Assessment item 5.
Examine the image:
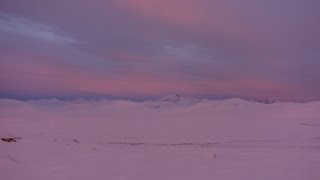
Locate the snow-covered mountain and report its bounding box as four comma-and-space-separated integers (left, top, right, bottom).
252, 99, 279, 104
144, 94, 201, 108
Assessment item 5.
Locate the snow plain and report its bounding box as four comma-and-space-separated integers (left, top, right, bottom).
1, 97, 320, 180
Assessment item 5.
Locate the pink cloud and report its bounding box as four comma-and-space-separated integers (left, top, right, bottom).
0, 52, 294, 100
112, 1, 249, 39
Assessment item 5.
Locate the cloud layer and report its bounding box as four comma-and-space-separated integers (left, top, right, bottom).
1, 1, 320, 101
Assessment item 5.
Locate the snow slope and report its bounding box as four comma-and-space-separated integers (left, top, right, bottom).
1, 98, 320, 180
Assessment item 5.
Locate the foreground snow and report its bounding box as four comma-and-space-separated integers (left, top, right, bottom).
1, 98, 320, 180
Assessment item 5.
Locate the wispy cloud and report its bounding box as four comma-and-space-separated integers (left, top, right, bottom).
1, 1, 320, 101
0, 13, 77, 44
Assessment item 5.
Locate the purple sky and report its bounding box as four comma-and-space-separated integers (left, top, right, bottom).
1, 0, 320, 101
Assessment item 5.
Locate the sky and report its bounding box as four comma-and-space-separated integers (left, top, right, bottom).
0, 0, 320, 101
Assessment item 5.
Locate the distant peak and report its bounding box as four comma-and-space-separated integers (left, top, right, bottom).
254, 99, 278, 104
165, 93, 181, 98
160, 94, 183, 102
144, 94, 200, 108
